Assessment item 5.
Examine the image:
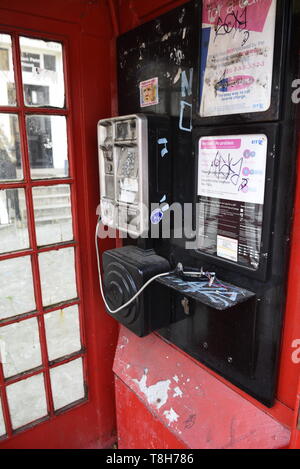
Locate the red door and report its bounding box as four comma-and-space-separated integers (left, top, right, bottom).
0, 3, 117, 449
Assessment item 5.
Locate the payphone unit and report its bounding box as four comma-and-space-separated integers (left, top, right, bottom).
97, 0, 299, 406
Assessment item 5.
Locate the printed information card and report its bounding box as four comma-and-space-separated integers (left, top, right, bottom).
197, 134, 268, 269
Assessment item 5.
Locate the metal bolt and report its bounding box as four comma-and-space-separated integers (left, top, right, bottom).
227, 357, 233, 364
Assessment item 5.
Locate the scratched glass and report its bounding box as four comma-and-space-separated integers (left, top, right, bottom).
6, 374, 48, 429
26, 115, 68, 180
0, 256, 36, 321
39, 247, 77, 307
32, 184, 73, 246
0, 113, 23, 182
44, 305, 81, 361
0, 188, 30, 254
50, 358, 85, 410
20, 37, 65, 108
0, 317, 42, 378
0, 34, 16, 106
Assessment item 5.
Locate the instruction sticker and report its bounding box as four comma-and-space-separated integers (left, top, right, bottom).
196, 134, 268, 269
198, 134, 268, 205
140, 77, 159, 107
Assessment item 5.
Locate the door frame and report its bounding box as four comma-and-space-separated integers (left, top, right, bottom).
0, 6, 118, 449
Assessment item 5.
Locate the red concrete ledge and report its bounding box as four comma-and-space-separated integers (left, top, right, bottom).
113, 326, 291, 450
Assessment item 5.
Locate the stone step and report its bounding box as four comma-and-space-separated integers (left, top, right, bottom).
19, 193, 70, 200
32, 185, 70, 196
34, 204, 71, 211
35, 215, 72, 225
32, 196, 71, 208
31, 206, 71, 220
20, 204, 72, 221
19, 197, 71, 211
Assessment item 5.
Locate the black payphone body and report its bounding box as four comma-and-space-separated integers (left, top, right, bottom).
99, 0, 299, 407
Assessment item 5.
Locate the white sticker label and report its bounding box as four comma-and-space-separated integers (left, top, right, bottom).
217, 235, 238, 262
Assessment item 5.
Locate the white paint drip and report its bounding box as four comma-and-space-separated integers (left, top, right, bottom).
182, 27, 187, 39
179, 9, 186, 24
173, 375, 179, 383
133, 372, 171, 409
161, 32, 171, 42
173, 68, 182, 84
164, 408, 179, 425
175, 49, 184, 65
173, 386, 183, 398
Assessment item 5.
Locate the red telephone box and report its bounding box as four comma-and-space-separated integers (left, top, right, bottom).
0, 0, 299, 450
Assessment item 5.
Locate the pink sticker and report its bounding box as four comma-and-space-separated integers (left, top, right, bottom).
201, 138, 242, 150
202, 0, 273, 33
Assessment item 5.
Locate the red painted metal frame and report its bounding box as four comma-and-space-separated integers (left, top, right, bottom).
0, 0, 296, 449
0, 2, 118, 449
115, 377, 187, 450
114, 327, 292, 449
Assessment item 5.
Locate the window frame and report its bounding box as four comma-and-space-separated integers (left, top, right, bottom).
0, 28, 88, 439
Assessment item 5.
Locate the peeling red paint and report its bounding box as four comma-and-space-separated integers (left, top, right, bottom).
114, 327, 291, 449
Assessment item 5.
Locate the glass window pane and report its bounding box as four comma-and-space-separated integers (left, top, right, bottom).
0, 114, 23, 181
50, 358, 85, 410
33, 184, 73, 246
26, 115, 68, 180
6, 374, 48, 429
0, 256, 36, 321
0, 318, 42, 378
0, 34, 16, 106
0, 397, 6, 437
39, 247, 77, 307
45, 305, 81, 361
20, 37, 65, 108
0, 188, 30, 254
